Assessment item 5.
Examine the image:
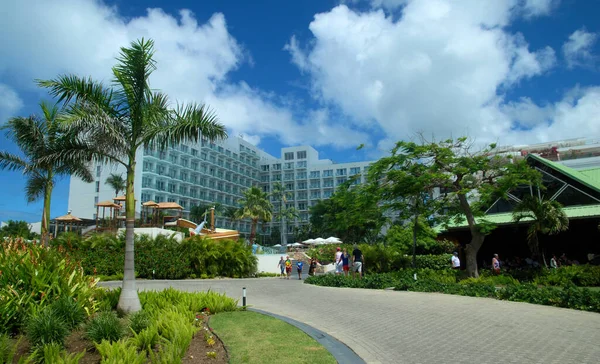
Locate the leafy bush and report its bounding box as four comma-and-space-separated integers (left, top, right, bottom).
96, 288, 121, 312
86, 311, 126, 344
35, 343, 85, 364
0, 238, 99, 334
50, 296, 86, 330
0, 334, 21, 363
181, 237, 257, 278
131, 325, 160, 353
534, 265, 600, 287
128, 310, 151, 334
414, 254, 452, 270
140, 287, 238, 315
26, 307, 70, 348
95, 339, 147, 364
385, 219, 455, 255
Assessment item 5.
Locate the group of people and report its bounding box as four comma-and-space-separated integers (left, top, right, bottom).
334, 246, 363, 279
451, 251, 501, 274
277, 255, 318, 280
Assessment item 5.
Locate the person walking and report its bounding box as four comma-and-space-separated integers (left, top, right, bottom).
550, 254, 559, 269
277, 256, 285, 278
308, 258, 317, 276
341, 248, 350, 277
297, 260, 304, 280
451, 252, 460, 270
285, 255, 292, 280
352, 245, 363, 279
334, 247, 343, 275
492, 254, 501, 275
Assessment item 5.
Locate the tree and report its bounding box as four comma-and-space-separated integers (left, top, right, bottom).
373, 137, 540, 277
105, 173, 126, 197
512, 195, 569, 267
309, 178, 385, 243
0, 102, 93, 243
270, 182, 298, 246
238, 186, 273, 243
385, 217, 440, 254
0, 220, 33, 239
368, 140, 449, 268
39, 39, 227, 313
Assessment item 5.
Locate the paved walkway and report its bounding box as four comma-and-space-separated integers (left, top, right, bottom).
101, 278, 600, 364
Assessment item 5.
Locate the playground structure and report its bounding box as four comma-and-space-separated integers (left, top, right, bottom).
163, 206, 240, 241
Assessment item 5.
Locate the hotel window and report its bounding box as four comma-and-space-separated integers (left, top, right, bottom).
323, 170, 333, 177
284, 152, 294, 160
298, 202, 307, 210
297, 151, 307, 159
296, 161, 307, 168
94, 196, 99, 204
96, 165, 101, 177
310, 181, 320, 188
350, 167, 361, 175
286, 183, 294, 190
296, 172, 307, 179
309, 171, 320, 178
297, 182, 307, 189
95, 181, 100, 193
336, 168, 347, 176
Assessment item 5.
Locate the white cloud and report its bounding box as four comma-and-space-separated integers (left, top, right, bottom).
521, 0, 560, 17
286, 2, 600, 148
563, 28, 597, 69
0, 84, 24, 123
0, 0, 366, 149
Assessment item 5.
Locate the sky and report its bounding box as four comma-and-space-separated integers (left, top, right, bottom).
1, 0, 600, 223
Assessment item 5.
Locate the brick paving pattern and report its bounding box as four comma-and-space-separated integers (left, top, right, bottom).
101, 278, 600, 364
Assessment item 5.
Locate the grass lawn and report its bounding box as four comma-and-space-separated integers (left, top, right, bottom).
210, 311, 337, 364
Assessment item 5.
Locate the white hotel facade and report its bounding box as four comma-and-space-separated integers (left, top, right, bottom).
68, 136, 374, 236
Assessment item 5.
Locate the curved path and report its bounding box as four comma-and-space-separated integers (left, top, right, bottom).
101, 278, 600, 364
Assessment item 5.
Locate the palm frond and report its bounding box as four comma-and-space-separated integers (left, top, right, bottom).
2, 116, 46, 157
25, 173, 49, 203
145, 103, 227, 150
37, 75, 117, 116
0, 151, 33, 173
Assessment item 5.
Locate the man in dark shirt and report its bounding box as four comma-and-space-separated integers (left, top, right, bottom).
352, 245, 363, 279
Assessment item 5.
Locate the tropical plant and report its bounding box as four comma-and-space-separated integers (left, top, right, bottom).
238, 186, 273, 243
512, 195, 569, 267
105, 173, 126, 197
0, 220, 33, 239
86, 311, 126, 343
270, 182, 295, 246
38, 38, 227, 313
0, 102, 93, 243
26, 307, 70, 348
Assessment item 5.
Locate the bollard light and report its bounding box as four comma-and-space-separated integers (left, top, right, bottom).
413, 273, 417, 281
242, 287, 247, 307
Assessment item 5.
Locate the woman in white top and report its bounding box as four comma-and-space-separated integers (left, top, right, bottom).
334, 247, 343, 275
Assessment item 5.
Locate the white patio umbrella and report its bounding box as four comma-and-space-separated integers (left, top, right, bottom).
273, 244, 282, 247
291, 242, 304, 247
325, 236, 342, 244
302, 238, 316, 245
313, 237, 326, 245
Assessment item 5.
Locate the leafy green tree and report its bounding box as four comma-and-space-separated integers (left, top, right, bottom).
0, 220, 33, 239
309, 178, 385, 243
0, 102, 93, 243
105, 173, 126, 197
368, 140, 449, 268
238, 186, 273, 243
380, 137, 540, 277
270, 182, 298, 246
385, 217, 438, 254
512, 195, 569, 267
38, 39, 227, 313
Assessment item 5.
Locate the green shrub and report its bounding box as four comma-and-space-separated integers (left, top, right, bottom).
0, 239, 99, 334
131, 325, 160, 353
49, 296, 86, 330
34, 343, 85, 364
0, 334, 22, 364
128, 310, 151, 334
96, 288, 121, 312
26, 307, 70, 348
414, 254, 452, 270
95, 339, 147, 364
139, 288, 238, 315
86, 311, 126, 344
534, 265, 600, 287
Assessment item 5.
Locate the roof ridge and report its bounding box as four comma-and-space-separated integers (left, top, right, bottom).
526, 154, 600, 193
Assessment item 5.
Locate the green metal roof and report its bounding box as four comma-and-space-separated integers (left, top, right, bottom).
579, 167, 600, 183
526, 154, 600, 193
438, 204, 600, 232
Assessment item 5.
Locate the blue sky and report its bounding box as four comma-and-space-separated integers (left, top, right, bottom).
1, 0, 600, 222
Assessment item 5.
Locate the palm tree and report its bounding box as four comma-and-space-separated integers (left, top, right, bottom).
38, 39, 227, 313
105, 173, 126, 197
0, 102, 93, 243
238, 186, 273, 243
223, 206, 241, 229
512, 195, 569, 267
271, 182, 297, 246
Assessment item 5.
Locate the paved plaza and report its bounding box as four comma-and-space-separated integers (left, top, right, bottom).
101, 278, 600, 364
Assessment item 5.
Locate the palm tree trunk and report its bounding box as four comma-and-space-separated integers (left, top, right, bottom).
41, 177, 52, 246
250, 218, 257, 243
117, 163, 141, 313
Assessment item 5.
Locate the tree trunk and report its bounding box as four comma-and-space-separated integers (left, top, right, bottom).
117, 164, 141, 313
458, 194, 486, 278
412, 212, 418, 269
41, 178, 52, 246
250, 219, 257, 243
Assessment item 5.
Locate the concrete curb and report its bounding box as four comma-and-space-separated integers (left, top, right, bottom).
249, 308, 366, 364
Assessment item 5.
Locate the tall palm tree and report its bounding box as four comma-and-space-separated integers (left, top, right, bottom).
105, 173, 126, 197
512, 195, 569, 267
271, 182, 297, 245
38, 39, 227, 313
0, 102, 93, 243
238, 186, 273, 243
223, 206, 241, 229
107, 174, 127, 224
